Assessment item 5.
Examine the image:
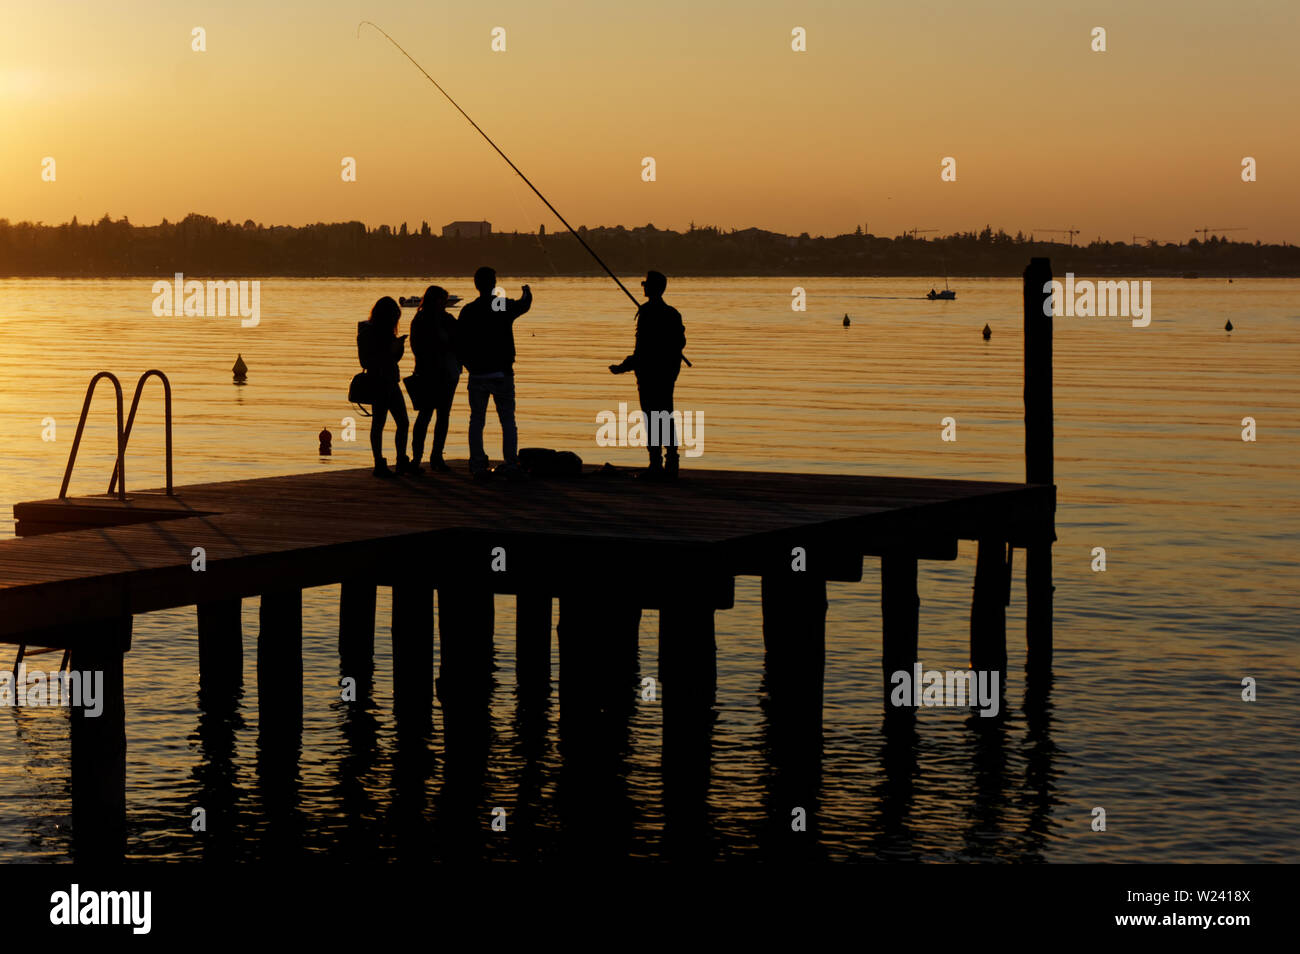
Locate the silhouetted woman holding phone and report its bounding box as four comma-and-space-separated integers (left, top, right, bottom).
407, 285, 462, 473
357, 296, 414, 477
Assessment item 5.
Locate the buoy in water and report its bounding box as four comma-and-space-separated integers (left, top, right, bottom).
1225, 320, 1233, 332
982, 323, 992, 341
319, 426, 332, 456
232, 354, 248, 384
842, 314, 851, 327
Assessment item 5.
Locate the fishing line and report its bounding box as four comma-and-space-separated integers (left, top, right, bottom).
358, 21, 636, 309
506, 177, 561, 277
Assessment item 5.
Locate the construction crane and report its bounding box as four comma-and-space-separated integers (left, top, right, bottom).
1194, 226, 1246, 243
1131, 234, 1153, 247
1033, 227, 1080, 246
903, 227, 937, 240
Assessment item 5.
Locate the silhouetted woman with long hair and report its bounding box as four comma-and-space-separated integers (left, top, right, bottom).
357, 296, 414, 477
408, 285, 462, 472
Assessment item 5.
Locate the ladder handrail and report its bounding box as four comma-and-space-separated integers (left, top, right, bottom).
108, 369, 173, 496
59, 371, 126, 501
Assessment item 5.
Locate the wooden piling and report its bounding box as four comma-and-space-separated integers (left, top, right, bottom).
391, 580, 434, 720
339, 579, 376, 685
555, 592, 642, 751
608, 603, 643, 716
1026, 546, 1053, 671
880, 554, 919, 714
515, 590, 552, 699
69, 615, 131, 861
970, 540, 1008, 680
436, 584, 494, 702
1024, 257, 1055, 671
196, 598, 242, 696
257, 588, 302, 736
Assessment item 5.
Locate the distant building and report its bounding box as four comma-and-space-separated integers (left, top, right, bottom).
442, 221, 491, 238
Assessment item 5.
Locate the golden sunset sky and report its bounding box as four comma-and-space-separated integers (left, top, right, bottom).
1, 0, 1296, 242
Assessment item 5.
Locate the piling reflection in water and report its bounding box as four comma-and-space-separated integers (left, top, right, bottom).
758, 664, 826, 861
334, 679, 385, 859
556, 596, 641, 860
758, 576, 827, 861
190, 683, 245, 862
656, 603, 717, 861
254, 590, 305, 858
431, 586, 495, 861
1018, 672, 1061, 863
866, 713, 922, 861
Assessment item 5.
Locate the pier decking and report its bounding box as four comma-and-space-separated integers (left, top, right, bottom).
3, 465, 1052, 635
0, 462, 1053, 860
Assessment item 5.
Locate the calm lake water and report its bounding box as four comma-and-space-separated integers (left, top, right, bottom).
0, 276, 1296, 862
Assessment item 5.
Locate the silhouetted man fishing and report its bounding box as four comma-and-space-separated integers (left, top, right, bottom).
458, 266, 532, 479
609, 270, 686, 480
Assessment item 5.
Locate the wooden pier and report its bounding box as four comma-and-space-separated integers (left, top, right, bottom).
0, 260, 1057, 859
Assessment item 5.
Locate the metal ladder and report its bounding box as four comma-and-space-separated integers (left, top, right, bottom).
16, 371, 174, 676
11, 644, 70, 679
58, 368, 173, 500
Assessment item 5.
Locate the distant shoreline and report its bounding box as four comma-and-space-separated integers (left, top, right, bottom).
4, 214, 1297, 278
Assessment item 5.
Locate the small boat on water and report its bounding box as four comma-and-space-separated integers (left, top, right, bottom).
927, 263, 956, 300
399, 293, 462, 308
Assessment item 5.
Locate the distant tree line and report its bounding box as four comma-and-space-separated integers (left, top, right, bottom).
1, 214, 1296, 277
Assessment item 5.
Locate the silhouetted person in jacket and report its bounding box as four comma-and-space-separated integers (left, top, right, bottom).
357, 296, 414, 477
609, 270, 685, 479
458, 266, 532, 478
408, 285, 461, 473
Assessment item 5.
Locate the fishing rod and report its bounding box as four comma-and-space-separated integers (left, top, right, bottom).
359, 23, 624, 292
358, 22, 691, 367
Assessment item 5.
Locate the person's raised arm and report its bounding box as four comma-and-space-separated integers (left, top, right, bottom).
511, 283, 532, 319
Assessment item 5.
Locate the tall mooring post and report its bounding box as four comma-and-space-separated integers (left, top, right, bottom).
1024, 257, 1055, 671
